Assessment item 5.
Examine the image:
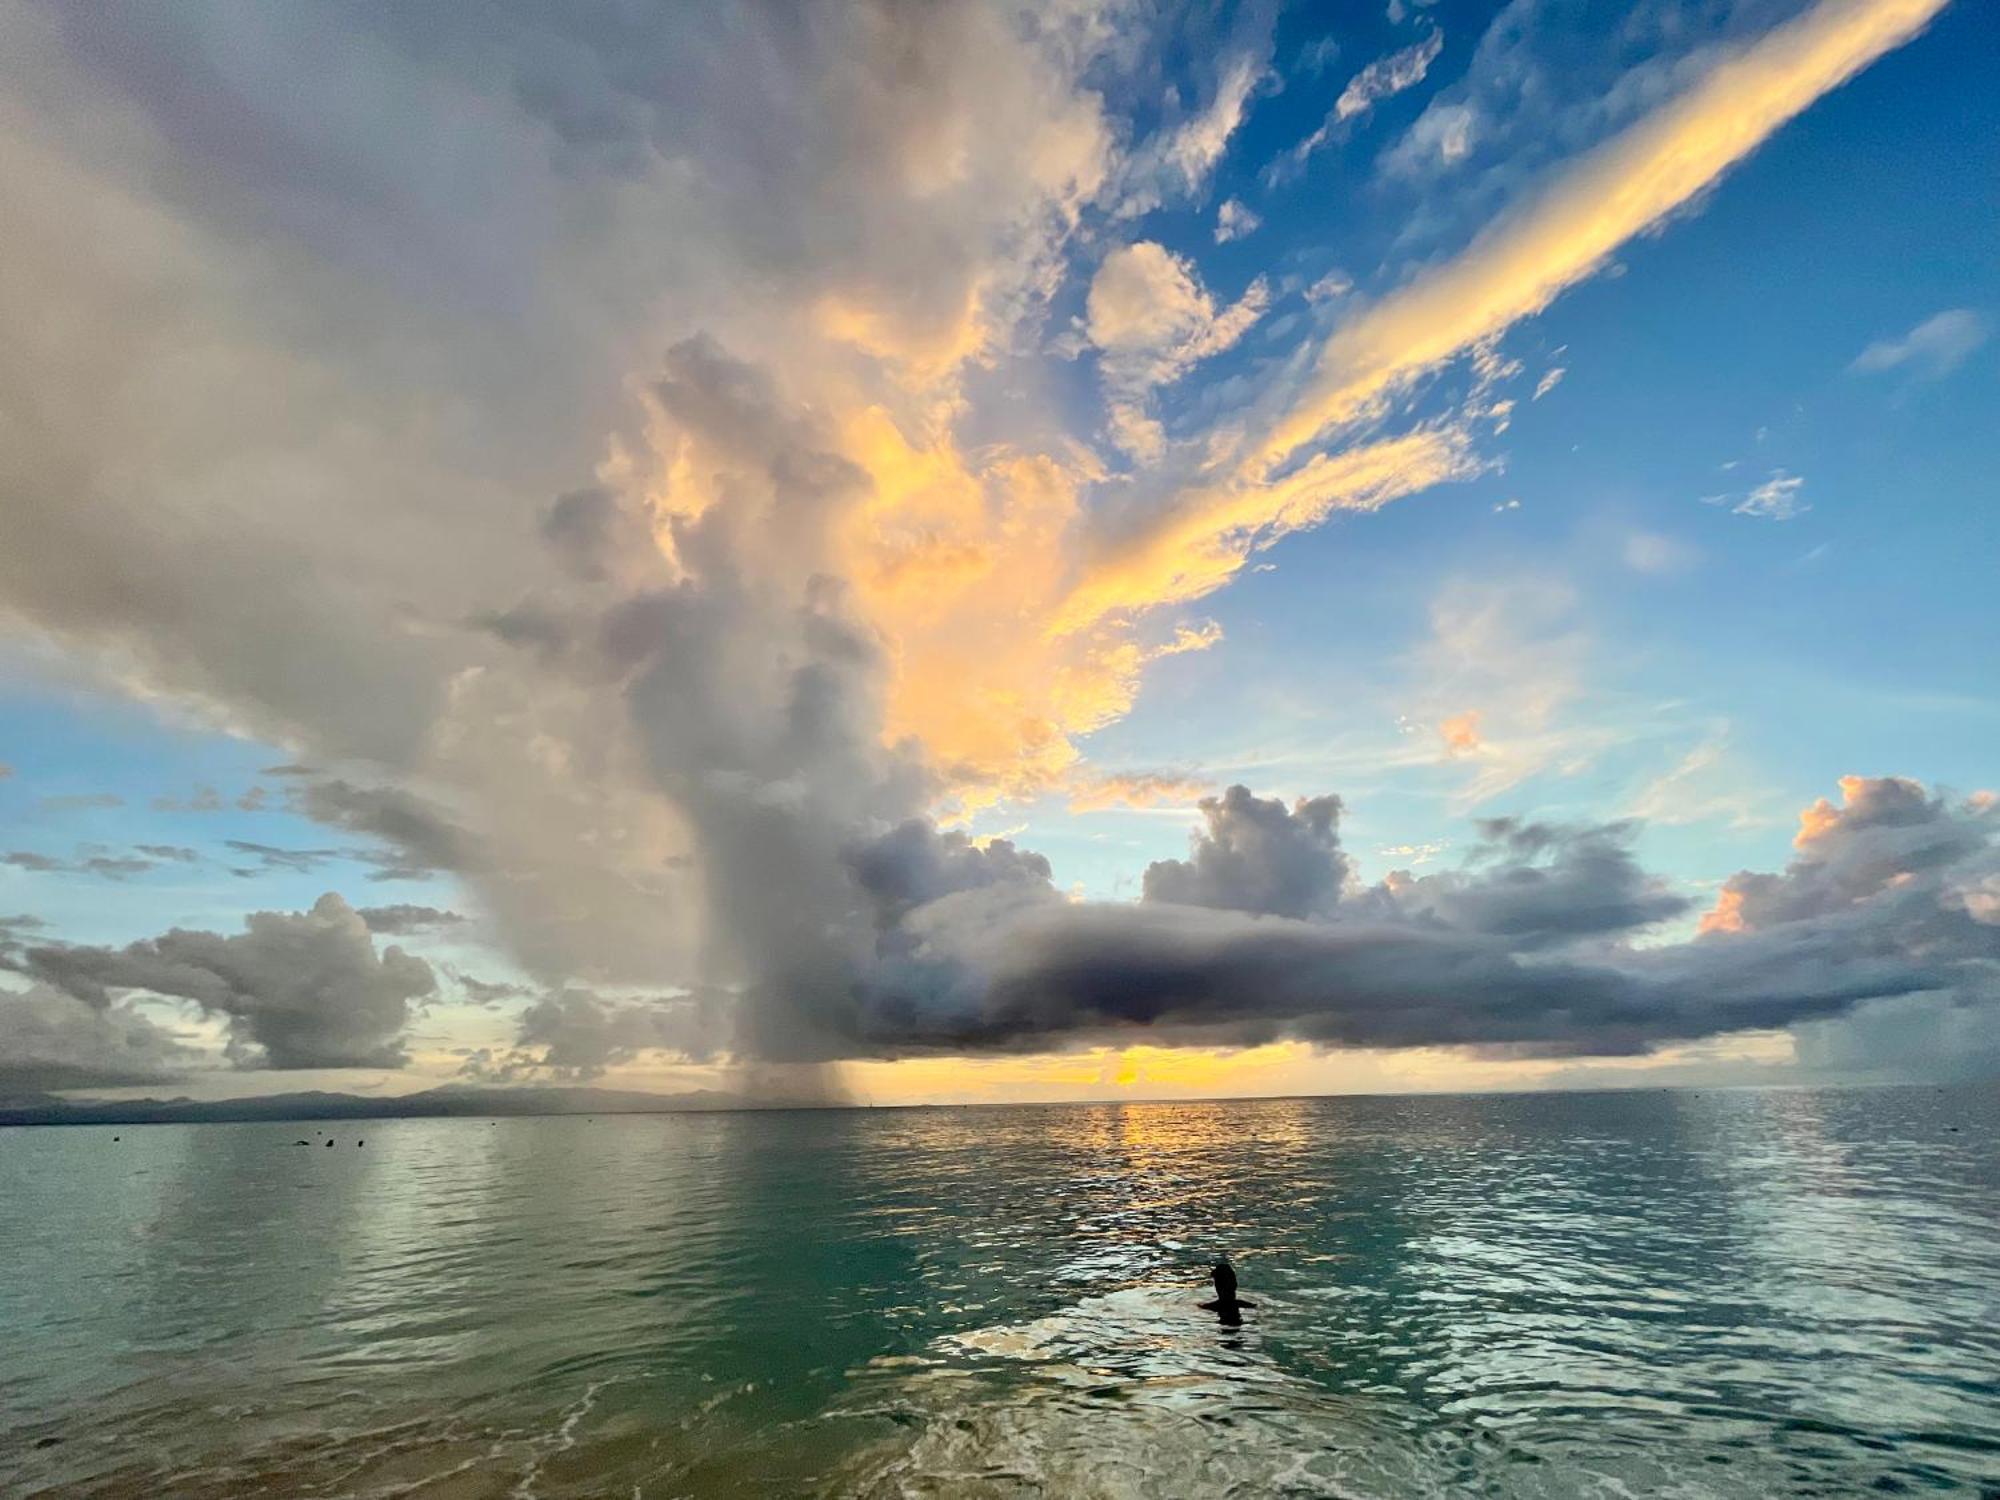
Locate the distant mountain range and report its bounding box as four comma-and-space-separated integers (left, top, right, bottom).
0, 1083, 792, 1127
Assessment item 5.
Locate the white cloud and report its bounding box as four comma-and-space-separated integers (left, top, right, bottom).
1623, 531, 1698, 574
1086, 242, 1267, 458
1720, 470, 1808, 522
1268, 29, 1445, 183
1214, 198, 1262, 243
1337, 30, 1447, 123
1849, 308, 1988, 380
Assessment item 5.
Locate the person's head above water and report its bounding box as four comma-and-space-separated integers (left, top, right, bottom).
1211, 1257, 1238, 1302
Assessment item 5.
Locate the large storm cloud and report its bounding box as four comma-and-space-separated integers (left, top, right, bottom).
0, 0, 1979, 1093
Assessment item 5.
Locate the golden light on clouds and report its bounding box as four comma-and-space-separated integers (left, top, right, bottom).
1050, 427, 1477, 639
1439, 709, 1484, 757
623, 0, 1945, 826
1257, 0, 1949, 471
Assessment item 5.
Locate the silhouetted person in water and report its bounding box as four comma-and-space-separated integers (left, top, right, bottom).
1199, 1256, 1256, 1325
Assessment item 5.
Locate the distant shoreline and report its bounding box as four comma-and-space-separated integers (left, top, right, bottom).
1, 1076, 1961, 1128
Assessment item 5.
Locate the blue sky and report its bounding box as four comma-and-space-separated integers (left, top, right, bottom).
1, 0, 1994, 1105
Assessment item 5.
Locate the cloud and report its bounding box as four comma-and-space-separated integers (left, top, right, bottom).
356, 904, 467, 935
224, 840, 346, 875
38, 793, 124, 811
831, 775, 1994, 1062
1701, 775, 1992, 934
1338, 29, 1448, 122
1086, 241, 1268, 461
1051, 0, 1944, 653
1720, 470, 1809, 521
1625, 734, 1772, 831
1142, 786, 1348, 919
465, 985, 730, 1081
17, 893, 434, 1069
1214, 198, 1261, 244
1438, 709, 1483, 756
1405, 577, 1608, 807
1849, 308, 1988, 380
1267, 29, 1444, 183
1087, 243, 1267, 385
1116, 46, 1273, 216
1066, 771, 1210, 812
289, 779, 477, 880
0, 984, 196, 1096
1255, 0, 1949, 470
1693, 776, 2000, 1075
3, 846, 185, 880
0, 0, 1966, 1091
1623, 530, 1697, 574
1371, 816, 1691, 948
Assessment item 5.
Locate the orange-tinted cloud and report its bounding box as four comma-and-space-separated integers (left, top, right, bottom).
1066, 770, 1211, 812
1438, 709, 1483, 756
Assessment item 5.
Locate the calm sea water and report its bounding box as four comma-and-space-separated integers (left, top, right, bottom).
2, 1086, 1997, 1498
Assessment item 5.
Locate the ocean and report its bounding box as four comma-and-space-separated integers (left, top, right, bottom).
2, 1085, 1996, 1497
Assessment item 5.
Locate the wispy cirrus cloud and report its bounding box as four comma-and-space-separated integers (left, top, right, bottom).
1255, 0, 1950, 472
1267, 29, 1445, 184
1849, 308, 1988, 380
1707, 470, 1809, 521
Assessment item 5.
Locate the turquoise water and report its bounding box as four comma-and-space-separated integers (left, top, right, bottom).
2, 1086, 1997, 1497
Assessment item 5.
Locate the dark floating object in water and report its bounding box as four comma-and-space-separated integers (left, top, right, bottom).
357, 1139, 364, 1147
1200, 1256, 1258, 1325
33, 1435, 61, 1449
111, 1136, 120, 1142
295, 1140, 309, 1146
325, 1139, 334, 1147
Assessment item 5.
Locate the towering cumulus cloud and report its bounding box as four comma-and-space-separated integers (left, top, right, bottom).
0, 0, 1977, 1090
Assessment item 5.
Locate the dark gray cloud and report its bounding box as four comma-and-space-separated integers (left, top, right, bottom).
17, 893, 434, 1069
288, 779, 478, 881
1142, 786, 1348, 919
447, 968, 532, 1006
357, 904, 467, 935
224, 839, 346, 875
0, 913, 47, 968
540, 486, 659, 585
0, 984, 195, 1096
4, 846, 189, 881
768, 776, 1998, 1065
845, 820, 1053, 929
1709, 776, 1989, 932
469, 599, 574, 656
1366, 816, 1690, 947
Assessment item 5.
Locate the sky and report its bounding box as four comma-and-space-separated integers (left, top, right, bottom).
1, 0, 1995, 1108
